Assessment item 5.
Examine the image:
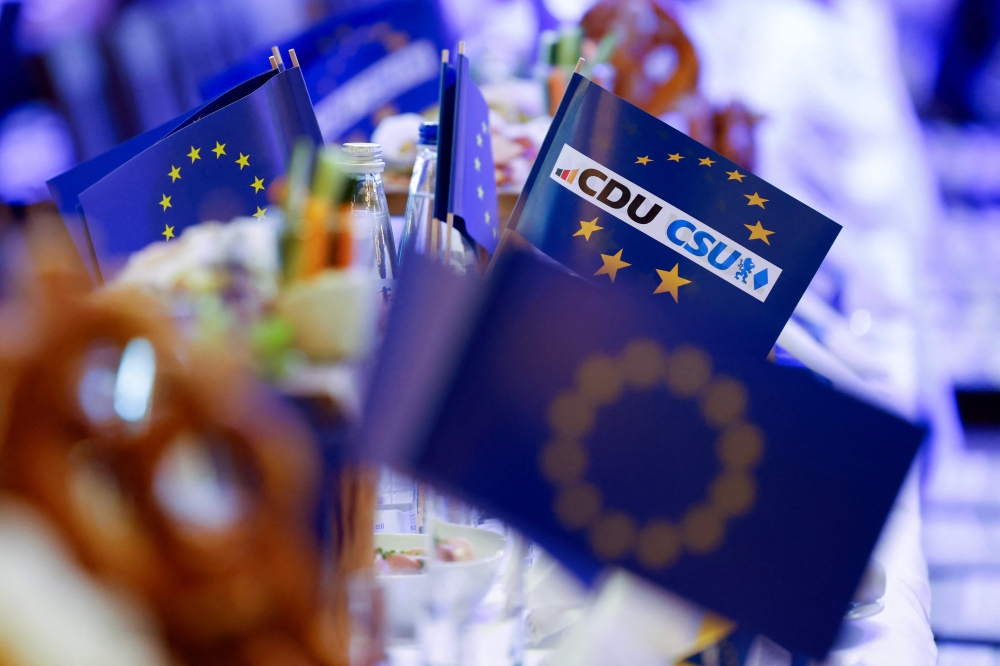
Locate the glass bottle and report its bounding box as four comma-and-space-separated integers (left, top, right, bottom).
397, 123, 477, 274
339, 142, 398, 306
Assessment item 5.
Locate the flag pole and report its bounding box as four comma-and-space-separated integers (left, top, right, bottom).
269, 55, 278, 70
458, 41, 466, 55
430, 217, 439, 262
288, 49, 300, 68
271, 46, 285, 71
445, 213, 454, 264
574, 57, 585, 74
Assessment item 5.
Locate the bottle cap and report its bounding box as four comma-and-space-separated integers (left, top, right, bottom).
418, 122, 438, 146
338, 143, 385, 174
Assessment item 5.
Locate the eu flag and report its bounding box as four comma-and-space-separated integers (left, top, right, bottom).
49, 66, 322, 279
47, 71, 290, 280
369, 252, 924, 658
434, 49, 501, 255
202, 0, 444, 143
507, 74, 842, 357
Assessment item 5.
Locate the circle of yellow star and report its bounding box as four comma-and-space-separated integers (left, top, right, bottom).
168, 165, 181, 183
474, 157, 481, 171
162, 224, 175, 241
726, 169, 745, 182
187, 146, 201, 163
253, 206, 267, 219
477, 185, 484, 199
698, 157, 715, 167
159, 194, 172, 211
667, 153, 684, 162
745, 192, 768, 208
573, 217, 604, 241
594, 249, 631, 283
636, 155, 652, 166
653, 264, 692, 302
540, 340, 764, 568
251, 176, 265, 193
744, 221, 775, 245
212, 141, 227, 158
236, 153, 250, 170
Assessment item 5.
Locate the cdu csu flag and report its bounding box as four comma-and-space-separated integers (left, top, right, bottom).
434, 49, 501, 255
50, 65, 322, 279
507, 74, 842, 357
392, 252, 924, 658
202, 0, 444, 144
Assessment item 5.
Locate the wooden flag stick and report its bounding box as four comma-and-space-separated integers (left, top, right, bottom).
271, 46, 285, 71
574, 57, 585, 74
445, 213, 454, 264
288, 49, 300, 68
430, 217, 439, 261
458, 41, 466, 55
269, 55, 278, 70
441, 49, 449, 63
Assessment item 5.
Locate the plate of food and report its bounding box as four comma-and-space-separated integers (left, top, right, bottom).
373, 522, 506, 638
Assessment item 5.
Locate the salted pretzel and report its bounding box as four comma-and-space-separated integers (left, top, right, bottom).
581, 0, 700, 118
0, 240, 353, 665
580, 0, 759, 170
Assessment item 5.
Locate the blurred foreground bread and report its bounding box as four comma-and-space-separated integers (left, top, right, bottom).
0, 224, 375, 665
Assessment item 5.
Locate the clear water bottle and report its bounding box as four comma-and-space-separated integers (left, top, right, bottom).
339, 142, 398, 305
398, 123, 477, 274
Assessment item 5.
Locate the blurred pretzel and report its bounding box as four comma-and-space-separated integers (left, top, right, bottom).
0, 228, 354, 666
581, 0, 699, 117
580, 0, 759, 170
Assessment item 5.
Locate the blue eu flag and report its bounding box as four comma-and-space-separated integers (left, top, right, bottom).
508, 74, 842, 357
202, 0, 444, 143
434, 50, 501, 255
49, 66, 322, 279
47, 71, 288, 280
376, 252, 924, 658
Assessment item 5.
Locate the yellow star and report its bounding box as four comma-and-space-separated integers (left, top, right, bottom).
212, 141, 226, 158
476, 133, 483, 147
474, 157, 481, 171
482, 121, 488, 133
667, 153, 684, 162
653, 264, 692, 302
699, 157, 715, 167
726, 169, 745, 182
477, 185, 484, 199
594, 249, 631, 283
162, 224, 175, 241
187, 146, 201, 163
573, 217, 603, 241
744, 221, 775, 245
484, 211, 491, 225
251, 176, 265, 193
636, 155, 652, 165
745, 192, 768, 209
168, 165, 181, 183
235, 153, 250, 170
159, 194, 172, 211
253, 206, 267, 219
